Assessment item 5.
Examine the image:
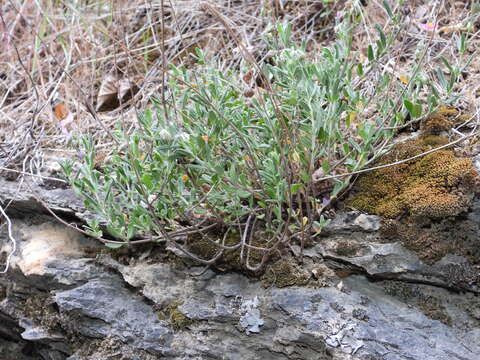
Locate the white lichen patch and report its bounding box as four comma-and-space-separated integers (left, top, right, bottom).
239, 296, 264, 334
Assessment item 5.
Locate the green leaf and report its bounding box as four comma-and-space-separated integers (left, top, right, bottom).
428, 93, 439, 109
383, 0, 394, 20
290, 183, 303, 194
430, 84, 440, 99
440, 56, 453, 74
357, 62, 364, 76
127, 225, 135, 240
457, 32, 467, 54
403, 99, 422, 118
367, 45, 374, 62
412, 103, 422, 118
194, 48, 205, 65
105, 242, 125, 249
322, 47, 333, 60
258, 201, 267, 209
237, 189, 252, 199
448, 71, 458, 91
436, 67, 448, 90
331, 182, 346, 198
273, 205, 282, 220
141, 173, 153, 190
321, 159, 330, 173
208, 110, 217, 124
319, 215, 331, 227
375, 24, 386, 49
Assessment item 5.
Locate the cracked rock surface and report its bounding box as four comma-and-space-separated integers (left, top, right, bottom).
0, 178, 479, 359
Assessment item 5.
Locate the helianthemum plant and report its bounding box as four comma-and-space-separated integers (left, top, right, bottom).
63, 3, 467, 269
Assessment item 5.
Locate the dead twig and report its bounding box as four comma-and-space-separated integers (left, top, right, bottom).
314, 129, 479, 183
0, 203, 17, 274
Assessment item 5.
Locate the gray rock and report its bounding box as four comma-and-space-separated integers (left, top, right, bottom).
1, 177, 480, 360
20, 318, 63, 342
54, 278, 172, 354
353, 213, 381, 232
0, 177, 85, 218
315, 209, 480, 294
272, 276, 480, 360
323, 211, 381, 234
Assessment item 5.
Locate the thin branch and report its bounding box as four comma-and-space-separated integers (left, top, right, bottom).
0, 166, 67, 183
314, 130, 479, 183
0, 203, 17, 274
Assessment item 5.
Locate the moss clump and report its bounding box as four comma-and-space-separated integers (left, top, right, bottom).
418, 299, 452, 325
383, 281, 451, 325
382, 220, 448, 264
23, 294, 63, 330
420, 113, 452, 135
74, 337, 157, 360
436, 105, 459, 117
23, 294, 95, 352
186, 233, 222, 262
163, 301, 193, 331
383, 281, 416, 300
379, 201, 480, 265
347, 135, 477, 219
334, 240, 361, 257
186, 230, 271, 272
261, 260, 310, 288
349, 113, 480, 264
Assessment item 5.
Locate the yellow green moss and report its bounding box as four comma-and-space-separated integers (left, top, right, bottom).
23, 295, 65, 332
420, 114, 452, 135
347, 134, 477, 219
436, 105, 459, 117
349, 109, 480, 264
383, 282, 451, 325
433, 105, 470, 127
334, 241, 361, 257
261, 260, 310, 288
187, 230, 271, 272
164, 301, 193, 330
186, 232, 223, 261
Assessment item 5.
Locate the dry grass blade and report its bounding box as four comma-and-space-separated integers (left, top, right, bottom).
1, 0, 341, 170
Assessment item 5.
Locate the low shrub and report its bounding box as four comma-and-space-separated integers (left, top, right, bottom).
62, 4, 466, 269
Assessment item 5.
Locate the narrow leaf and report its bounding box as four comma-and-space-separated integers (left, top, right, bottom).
105, 242, 125, 249
291, 183, 303, 194
367, 45, 374, 62
383, 0, 394, 20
